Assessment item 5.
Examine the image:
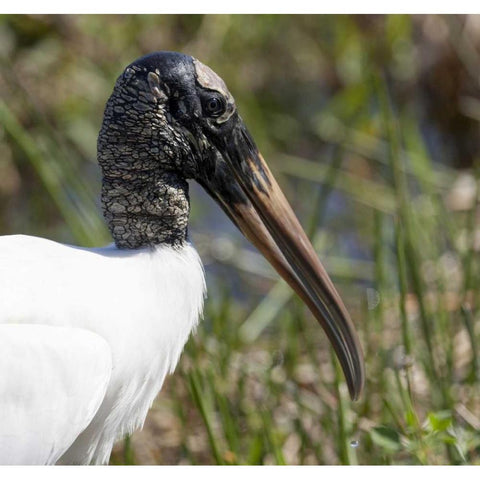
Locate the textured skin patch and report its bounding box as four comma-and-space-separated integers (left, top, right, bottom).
193, 58, 236, 124
98, 65, 195, 249
101, 172, 189, 249
193, 59, 230, 96
147, 71, 167, 102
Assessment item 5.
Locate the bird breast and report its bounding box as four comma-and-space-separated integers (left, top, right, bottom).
0, 234, 206, 463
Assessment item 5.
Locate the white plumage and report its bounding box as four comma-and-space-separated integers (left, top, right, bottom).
0, 324, 111, 464
0, 235, 205, 464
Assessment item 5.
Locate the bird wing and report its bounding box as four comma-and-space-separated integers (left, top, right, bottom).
0, 324, 112, 465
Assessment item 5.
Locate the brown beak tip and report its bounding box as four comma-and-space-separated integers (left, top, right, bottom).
350, 376, 365, 402
347, 351, 366, 401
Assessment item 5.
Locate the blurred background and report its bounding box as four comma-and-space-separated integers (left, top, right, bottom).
0, 14, 479, 465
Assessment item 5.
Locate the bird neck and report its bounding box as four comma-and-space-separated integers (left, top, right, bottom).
100, 169, 190, 249
96, 70, 196, 249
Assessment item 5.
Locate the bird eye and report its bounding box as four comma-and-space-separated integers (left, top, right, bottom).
204, 95, 225, 118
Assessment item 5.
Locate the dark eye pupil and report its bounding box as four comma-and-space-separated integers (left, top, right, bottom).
208, 99, 219, 110
206, 97, 224, 116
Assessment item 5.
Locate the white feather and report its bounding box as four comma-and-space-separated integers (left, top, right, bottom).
0, 234, 206, 464
0, 324, 112, 465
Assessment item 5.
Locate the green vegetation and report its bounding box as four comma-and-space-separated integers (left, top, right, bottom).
1, 14, 479, 465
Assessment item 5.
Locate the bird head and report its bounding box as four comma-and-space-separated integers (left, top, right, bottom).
99, 51, 365, 400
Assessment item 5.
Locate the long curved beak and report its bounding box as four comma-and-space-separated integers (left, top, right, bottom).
200, 116, 365, 400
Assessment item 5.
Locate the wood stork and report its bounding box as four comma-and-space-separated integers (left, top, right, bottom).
0, 52, 365, 465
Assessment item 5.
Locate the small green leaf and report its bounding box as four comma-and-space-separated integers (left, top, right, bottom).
370, 426, 402, 452
427, 411, 452, 432
440, 433, 457, 446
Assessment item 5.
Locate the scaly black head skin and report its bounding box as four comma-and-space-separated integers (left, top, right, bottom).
97, 51, 365, 401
